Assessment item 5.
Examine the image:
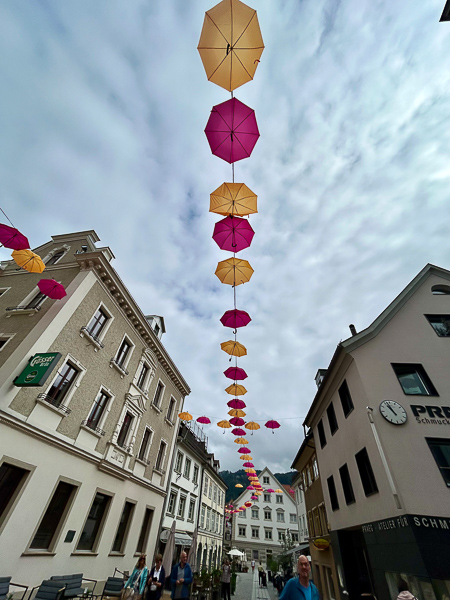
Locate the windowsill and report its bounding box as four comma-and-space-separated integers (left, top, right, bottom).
165, 418, 175, 427
22, 550, 56, 556
80, 327, 105, 351
71, 551, 99, 556
6, 306, 41, 317
187, 518, 194, 523
36, 396, 70, 417
166, 511, 175, 517
177, 517, 185, 521
153, 467, 166, 476
80, 423, 104, 438
151, 403, 162, 414
110, 359, 129, 378
109, 552, 126, 557
344, 407, 354, 419
135, 457, 150, 466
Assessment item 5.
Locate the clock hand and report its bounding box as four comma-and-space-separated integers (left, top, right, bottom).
387, 404, 397, 415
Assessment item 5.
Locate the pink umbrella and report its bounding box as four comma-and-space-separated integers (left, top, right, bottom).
213, 216, 255, 253
227, 398, 246, 410
197, 416, 211, 424
265, 419, 281, 433
230, 417, 245, 426
243, 462, 254, 467
221, 309, 251, 330
37, 279, 67, 300
247, 486, 254, 490
266, 488, 275, 493
224, 366, 248, 380
232, 428, 246, 436
0, 224, 29, 250
251, 495, 258, 500
238, 447, 251, 454
205, 98, 260, 163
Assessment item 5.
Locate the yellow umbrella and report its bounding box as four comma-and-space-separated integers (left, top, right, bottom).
234, 437, 248, 444
210, 182, 258, 217
217, 419, 232, 432
215, 257, 254, 286
12, 249, 45, 273
178, 412, 193, 421
228, 408, 246, 418
225, 383, 247, 396
245, 421, 260, 435
198, 0, 264, 92
235, 484, 243, 488
255, 491, 262, 496
240, 455, 252, 460
274, 489, 283, 493
221, 340, 247, 357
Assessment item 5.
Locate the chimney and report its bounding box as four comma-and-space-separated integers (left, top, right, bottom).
349, 324, 357, 336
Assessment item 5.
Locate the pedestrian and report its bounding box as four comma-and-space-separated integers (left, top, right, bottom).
258, 564, 264, 586
221, 559, 231, 600
123, 555, 149, 600
279, 555, 320, 600
146, 554, 166, 600
397, 579, 418, 600
251, 560, 255, 573
170, 551, 193, 600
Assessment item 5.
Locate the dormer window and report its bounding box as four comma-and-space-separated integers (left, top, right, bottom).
154, 323, 160, 336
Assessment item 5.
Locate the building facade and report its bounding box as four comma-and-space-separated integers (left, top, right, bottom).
304, 264, 450, 600
0, 231, 190, 586
290, 472, 309, 549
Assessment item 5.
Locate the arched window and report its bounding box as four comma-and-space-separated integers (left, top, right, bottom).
431, 284, 450, 295
46, 251, 64, 266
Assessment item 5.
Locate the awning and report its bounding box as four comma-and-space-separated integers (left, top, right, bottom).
284, 543, 310, 556
175, 532, 193, 547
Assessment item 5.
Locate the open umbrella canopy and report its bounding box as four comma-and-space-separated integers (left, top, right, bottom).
235, 483, 243, 488
265, 419, 281, 432
238, 446, 251, 454
0, 224, 29, 250
240, 454, 253, 460
162, 520, 176, 576
243, 462, 254, 467
224, 366, 248, 380
244, 501, 253, 508
232, 427, 246, 436
228, 398, 246, 409
187, 528, 198, 568
255, 491, 262, 496
230, 416, 245, 426
225, 383, 247, 396
247, 485, 254, 490
234, 437, 248, 444
213, 216, 255, 253
210, 182, 258, 217
266, 488, 275, 493
217, 419, 232, 430
228, 408, 246, 418
178, 411, 193, 421
251, 495, 258, 500
215, 257, 254, 286
12, 249, 45, 273
245, 421, 260, 433
197, 416, 211, 424
274, 489, 283, 493
198, 0, 264, 92
205, 98, 260, 163
220, 309, 251, 329
37, 279, 67, 300
221, 340, 247, 357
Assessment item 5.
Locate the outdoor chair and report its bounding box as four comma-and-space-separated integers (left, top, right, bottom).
29, 580, 67, 600
0, 577, 28, 600
97, 578, 123, 600
50, 575, 96, 599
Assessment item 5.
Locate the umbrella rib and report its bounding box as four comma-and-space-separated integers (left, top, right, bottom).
200, 13, 230, 47
233, 12, 259, 47
207, 54, 232, 84
233, 110, 255, 131
234, 52, 253, 80
233, 135, 251, 158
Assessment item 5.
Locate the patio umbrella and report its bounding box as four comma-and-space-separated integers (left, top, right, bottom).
224, 366, 247, 380
238, 447, 251, 454
234, 437, 248, 444
213, 216, 255, 253
215, 257, 254, 286
198, 0, 264, 92
228, 398, 246, 409
197, 416, 211, 424
217, 419, 231, 433
228, 408, 246, 418
225, 383, 247, 396
179, 412, 193, 421
220, 309, 251, 329
162, 520, 176, 576
221, 340, 247, 358
37, 279, 67, 300
232, 427, 246, 436
0, 224, 29, 250
187, 528, 198, 568
205, 98, 260, 163
265, 419, 280, 433
12, 249, 45, 273
245, 421, 260, 435
210, 182, 258, 217
230, 416, 245, 426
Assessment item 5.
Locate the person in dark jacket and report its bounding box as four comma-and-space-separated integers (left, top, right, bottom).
147, 554, 166, 600
279, 555, 320, 600
170, 551, 193, 600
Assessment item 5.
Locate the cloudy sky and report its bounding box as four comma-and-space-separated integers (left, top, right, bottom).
1, 0, 450, 472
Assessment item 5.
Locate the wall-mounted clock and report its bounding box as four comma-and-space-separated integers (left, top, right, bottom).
379, 400, 407, 425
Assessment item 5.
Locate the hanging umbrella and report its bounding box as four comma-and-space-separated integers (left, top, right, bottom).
178, 411, 193, 421
244, 501, 253, 508
217, 420, 231, 433
205, 97, 260, 163
187, 528, 198, 568
225, 383, 247, 396
240, 454, 252, 460
221, 340, 247, 358
232, 427, 246, 436
235, 484, 243, 488
289, 489, 295, 495
197, 416, 211, 424
238, 447, 251, 454
162, 520, 176, 576
228, 398, 246, 409
274, 489, 283, 494
221, 309, 251, 329
213, 216, 255, 253
37, 279, 67, 300
215, 257, 254, 286
12, 249, 45, 273
234, 437, 248, 444
245, 421, 260, 435
210, 182, 258, 217
224, 366, 247, 380
247, 485, 254, 490
255, 491, 262, 496
266, 488, 275, 493
0, 224, 29, 250
251, 495, 258, 500
265, 419, 281, 433
230, 416, 245, 426
245, 468, 256, 473
243, 462, 254, 467
198, 0, 264, 92
228, 408, 246, 418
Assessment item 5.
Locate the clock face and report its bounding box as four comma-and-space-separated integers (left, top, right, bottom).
379, 401, 407, 425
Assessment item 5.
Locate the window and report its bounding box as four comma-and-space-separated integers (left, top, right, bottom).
155, 440, 167, 471
77, 491, 112, 551
327, 475, 339, 511
392, 363, 438, 396
46, 362, 79, 407
117, 412, 133, 448
115, 339, 131, 369
177, 496, 186, 519
251, 527, 259, 538
0, 462, 30, 528
200, 505, 206, 528
339, 463, 355, 505
264, 510, 271, 520
265, 529, 272, 540
319, 503, 328, 534
251, 508, 259, 519
278, 530, 285, 541
208, 482, 212, 499
317, 419, 327, 448
313, 507, 321, 535
112, 501, 135, 553
425, 314, 450, 337
47, 251, 64, 265
213, 485, 217, 503
339, 380, 354, 417
355, 448, 378, 496
264, 493, 271, 503
276, 495, 283, 504
426, 438, 450, 487
312, 456, 319, 479
30, 481, 77, 550
0, 335, 13, 351
167, 491, 177, 515
25, 291, 46, 309
153, 381, 165, 408
206, 507, 211, 530
277, 511, 285, 522
203, 476, 209, 496
138, 428, 153, 462
324, 566, 337, 600
87, 308, 109, 339
327, 402, 339, 435
86, 389, 110, 431
239, 509, 246, 518
291, 532, 299, 542
252, 549, 259, 560
431, 284, 450, 295
136, 508, 153, 554
167, 397, 176, 423
238, 526, 246, 537
263, 476, 270, 484
290, 513, 297, 524
0, 287, 10, 297
136, 364, 149, 390
188, 499, 195, 521
307, 511, 314, 537
175, 452, 183, 473
193, 465, 199, 484
184, 458, 191, 479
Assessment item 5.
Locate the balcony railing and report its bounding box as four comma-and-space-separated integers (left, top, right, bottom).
37, 393, 71, 414
81, 419, 105, 436
110, 358, 129, 375
6, 305, 41, 312
80, 326, 104, 348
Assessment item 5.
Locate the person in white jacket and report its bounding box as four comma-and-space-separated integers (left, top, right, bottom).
397, 579, 417, 600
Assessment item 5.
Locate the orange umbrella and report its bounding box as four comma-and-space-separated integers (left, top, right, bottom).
178, 412, 193, 421
228, 408, 246, 418
239, 454, 253, 460
12, 249, 45, 273
217, 420, 232, 432
215, 257, 254, 286
221, 339, 247, 357
234, 437, 248, 444
210, 182, 258, 217
225, 383, 247, 396
245, 421, 260, 435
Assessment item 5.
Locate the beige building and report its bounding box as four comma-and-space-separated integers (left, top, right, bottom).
0, 231, 190, 586
303, 264, 450, 600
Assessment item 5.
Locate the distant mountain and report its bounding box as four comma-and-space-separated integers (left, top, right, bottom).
219, 469, 294, 503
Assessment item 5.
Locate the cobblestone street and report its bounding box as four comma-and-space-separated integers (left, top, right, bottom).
233, 571, 279, 600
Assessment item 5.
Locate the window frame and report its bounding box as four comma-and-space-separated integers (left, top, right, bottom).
184, 457, 192, 480
167, 490, 177, 515
327, 475, 340, 511
264, 528, 273, 540
276, 509, 285, 522
251, 526, 259, 539
339, 380, 354, 417
193, 464, 199, 485
263, 476, 270, 485
391, 363, 438, 396
317, 419, 327, 448
276, 495, 283, 504
152, 380, 166, 411
339, 463, 356, 505
251, 507, 259, 519
0, 456, 35, 535
166, 397, 177, 425
75, 488, 113, 553
425, 314, 450, 337
238, 525, 246, 537
136, 506, 154, 554
426, 437, 450, 487
327, 402, 339, 435
83, 386, 114, 435
175, 451, 184, 474
137, 427, 154, 463
112, 335, 135, 375
40, 354, 86, 412
0, 333, 15, 352
355, 447, 379, 497
111, 499, 136, 554
177, 495, 187, 520
82, 303, 114, 349
188, 499, 196, 522
155, 439, 168, 473
264, 509, 271, 520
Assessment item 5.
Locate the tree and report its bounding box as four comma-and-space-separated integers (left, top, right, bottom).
278, 529, 296, 572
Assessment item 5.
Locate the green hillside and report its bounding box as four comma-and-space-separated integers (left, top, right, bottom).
219, 469, 294, 503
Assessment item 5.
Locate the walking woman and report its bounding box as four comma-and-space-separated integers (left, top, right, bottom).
147, 554, 166, 600
123, 555, 149, 600
221, 559, 231, 600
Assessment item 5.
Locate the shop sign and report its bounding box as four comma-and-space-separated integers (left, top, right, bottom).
410, 404, 450, 425
313, 538, 330, 550
13, 353, 62, 387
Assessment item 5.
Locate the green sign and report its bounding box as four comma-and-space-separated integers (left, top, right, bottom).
14, 352, 62, 387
